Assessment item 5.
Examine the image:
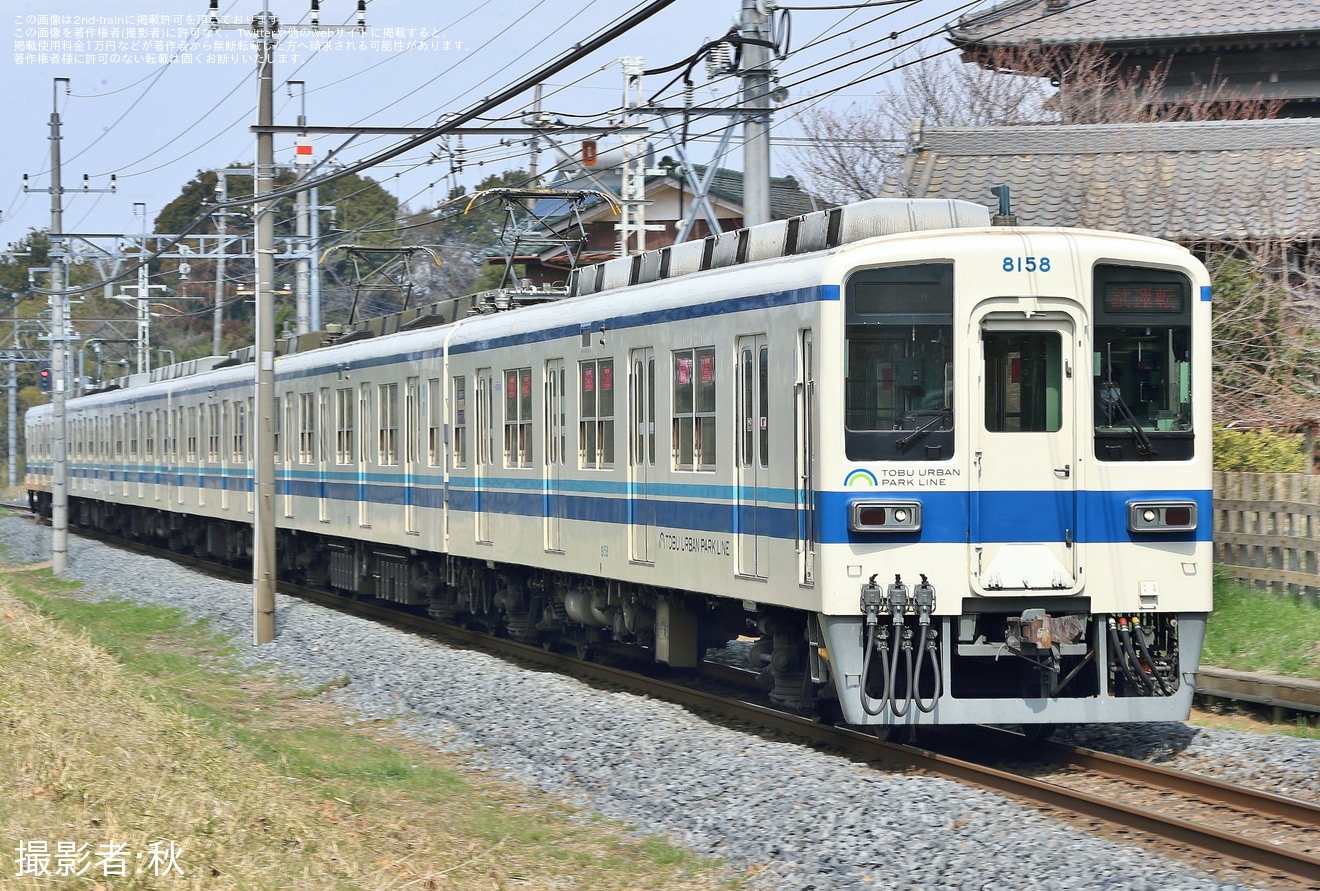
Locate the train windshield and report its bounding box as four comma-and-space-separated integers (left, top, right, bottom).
1093, 265, 1195, 461
843, 263, 955, 461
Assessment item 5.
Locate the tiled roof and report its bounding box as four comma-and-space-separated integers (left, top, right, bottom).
535, 165, 818, 225
946, 0, 1320, 47
897, 118, 1320, 240
685, 165, 820, 220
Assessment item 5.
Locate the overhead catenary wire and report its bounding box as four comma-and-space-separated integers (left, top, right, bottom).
32, 0, 686, 298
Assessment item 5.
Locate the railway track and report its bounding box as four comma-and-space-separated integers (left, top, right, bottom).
12, 511, 1320, 889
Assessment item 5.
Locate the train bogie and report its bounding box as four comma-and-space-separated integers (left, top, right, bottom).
27, 197, 1213, 730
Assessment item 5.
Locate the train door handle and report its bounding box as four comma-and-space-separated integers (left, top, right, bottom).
1054, 464, 1070, 478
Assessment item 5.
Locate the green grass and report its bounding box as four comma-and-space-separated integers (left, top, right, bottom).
1205, 572, 1320, 679
0, 566, 738, 890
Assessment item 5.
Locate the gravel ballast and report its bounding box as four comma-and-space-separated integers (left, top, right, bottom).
5, 517, 1316, 890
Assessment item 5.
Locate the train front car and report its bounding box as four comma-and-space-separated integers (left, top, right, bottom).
815, 228, 1212, 730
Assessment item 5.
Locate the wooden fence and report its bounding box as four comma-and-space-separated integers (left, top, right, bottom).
1213, 471, 1320, 603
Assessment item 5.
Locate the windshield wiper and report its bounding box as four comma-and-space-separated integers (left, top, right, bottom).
1103, 386, 1157, 458
896, 409, 952, 452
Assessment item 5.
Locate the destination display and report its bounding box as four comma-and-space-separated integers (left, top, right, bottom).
1103, 282, 1185, 313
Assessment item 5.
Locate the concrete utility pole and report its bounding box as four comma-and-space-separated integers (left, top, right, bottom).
24, 77, 117, 572
46, 77, 69, 574
739, 0, 773, 227
252, 5, 279, 646
7, 348, 16, 489
210, 0, 363, 644
289, 79, 312, 336
213, 175, 229, 356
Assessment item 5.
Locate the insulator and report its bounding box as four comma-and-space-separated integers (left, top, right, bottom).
706, 42, 731, 79
683, 82, 695, 107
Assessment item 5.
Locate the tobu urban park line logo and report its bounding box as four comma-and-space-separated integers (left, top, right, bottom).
844, 469, 878, 487
657, 531, 730, 556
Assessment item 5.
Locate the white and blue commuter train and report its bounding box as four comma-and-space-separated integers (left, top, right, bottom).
27, 197, 1212, 730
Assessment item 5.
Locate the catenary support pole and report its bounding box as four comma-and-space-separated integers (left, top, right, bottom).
48, 77, 69, 575
252, 6, 278, 645
740, 0, 772, 227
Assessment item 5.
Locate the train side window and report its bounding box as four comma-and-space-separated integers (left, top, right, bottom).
451, 376, 467, 468
298, 392, 316, 464
579, 358, 614, 470
843, 262, 954, 461
186, 407, 199, 463
428, 377, 443, 467
335, 387, 354, 464
673, 346, 716, 471
503, 368, 533, 469
129, 412, 138, 460
358, 384, 372, 467
273, 397, 281, 462
284, 394, 297, 466
379, 382, 399, 466
234, 399, 247, 461
1093, 265, 1195, 461
546, 360, 566, 468
208, 403, 221, 461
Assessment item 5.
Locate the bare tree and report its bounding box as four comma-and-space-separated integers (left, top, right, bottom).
1209, 242, 1320, 428
789, 42, 1282, 203
792, 47, 1056, 203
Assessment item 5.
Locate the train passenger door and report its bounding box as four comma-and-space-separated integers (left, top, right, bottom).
970, 305, 1082, 593
795, 329, 816, 586
405, 377, 420, 535
317, 389, 330, 523
474, 368, 493, 543
283, 394, 295, 518
544, 359, 566, 552
628, 348, 656, 563
736, 335, 770, 578
358, 383, 371, 528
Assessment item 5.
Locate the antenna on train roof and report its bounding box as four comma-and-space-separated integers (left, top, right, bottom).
990, 184, 1017, 226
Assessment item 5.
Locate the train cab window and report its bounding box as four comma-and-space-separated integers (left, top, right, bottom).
983, 331, 1063, 432
673, 347, 716, 471
1093, 265, 1195, 461
844, 263, 954, 460
503, 368, 532, 469
580, 359, 615, 470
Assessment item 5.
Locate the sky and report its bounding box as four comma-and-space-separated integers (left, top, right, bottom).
0, 0, 982, 251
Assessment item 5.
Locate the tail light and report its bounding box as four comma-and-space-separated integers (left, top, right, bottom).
1127, 500, 1197, 533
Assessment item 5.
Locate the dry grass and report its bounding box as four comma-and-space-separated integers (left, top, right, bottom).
0, 574, 737, 890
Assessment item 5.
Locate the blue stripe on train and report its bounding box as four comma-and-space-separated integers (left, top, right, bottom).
59, 464, 1211, 545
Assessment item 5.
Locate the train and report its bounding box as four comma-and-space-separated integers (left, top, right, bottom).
26, 196, 1213, 732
